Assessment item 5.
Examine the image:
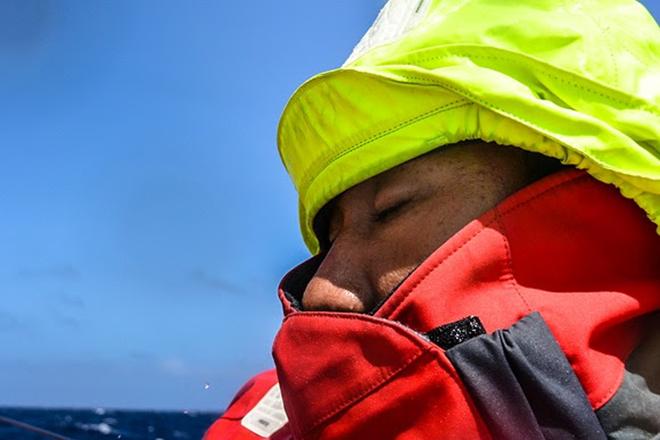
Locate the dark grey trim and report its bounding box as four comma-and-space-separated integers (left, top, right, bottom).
597, 316, 660, 440
446, 312, 606, 439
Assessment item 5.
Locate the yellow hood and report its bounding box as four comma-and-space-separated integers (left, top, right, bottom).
278, 0, 660, 253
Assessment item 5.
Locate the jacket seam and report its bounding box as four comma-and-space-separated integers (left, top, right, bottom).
282, 312, 431, 351
396, 73, 656, 179
493, 204, 532, 314
411, 50, 648, 111
298, 100, 470, 200
386, 225, 486, 319
303, 348, 433, 437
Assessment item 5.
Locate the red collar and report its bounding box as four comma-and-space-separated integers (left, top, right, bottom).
274, 170, 660, 439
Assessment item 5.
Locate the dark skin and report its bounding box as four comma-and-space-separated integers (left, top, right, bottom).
302, 141, 562, 313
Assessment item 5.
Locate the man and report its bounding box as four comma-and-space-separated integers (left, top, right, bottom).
206, 0, 660, 438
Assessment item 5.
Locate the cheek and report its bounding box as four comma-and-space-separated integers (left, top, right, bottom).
372, 265, 418, 299
368, 217, 444, 298
366, 193, 481, 300
379, 204, 454, 258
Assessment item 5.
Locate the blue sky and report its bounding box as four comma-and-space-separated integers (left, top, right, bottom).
0, 0, 384, 411
0, 0, 658, 412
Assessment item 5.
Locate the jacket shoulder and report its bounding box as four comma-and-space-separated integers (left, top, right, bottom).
204, 369, 291, 440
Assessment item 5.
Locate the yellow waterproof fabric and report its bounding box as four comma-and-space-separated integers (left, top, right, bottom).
278, 0, 660, 254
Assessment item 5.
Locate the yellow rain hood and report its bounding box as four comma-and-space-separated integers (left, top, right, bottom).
278, 0, 660, 253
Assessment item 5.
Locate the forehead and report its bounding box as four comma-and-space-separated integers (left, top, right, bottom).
322, 145, 462, 217
312, 145, 468, 246
313, 141, 519, 229
332, 149, 440, 207
345, 143, 467, 197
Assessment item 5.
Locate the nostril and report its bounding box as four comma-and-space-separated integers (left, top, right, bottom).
301, 277, 368, 313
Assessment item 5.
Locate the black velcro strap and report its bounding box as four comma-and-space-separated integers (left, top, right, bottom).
425, 316, 485, 349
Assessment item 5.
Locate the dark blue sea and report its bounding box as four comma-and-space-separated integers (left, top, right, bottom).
0, 408, 219, 440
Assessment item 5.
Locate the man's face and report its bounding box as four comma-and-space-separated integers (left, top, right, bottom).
302, 141, 551, 313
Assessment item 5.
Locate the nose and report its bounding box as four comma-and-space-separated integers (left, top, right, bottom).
301, 237, 376, 313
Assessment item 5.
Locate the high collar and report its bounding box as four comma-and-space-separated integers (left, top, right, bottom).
273, 170, 660, 439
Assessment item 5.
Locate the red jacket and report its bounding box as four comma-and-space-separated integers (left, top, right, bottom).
207, 170, 660, 439
205, 370, 291, 439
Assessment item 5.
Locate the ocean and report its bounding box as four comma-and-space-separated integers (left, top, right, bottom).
0, 408, 219, 440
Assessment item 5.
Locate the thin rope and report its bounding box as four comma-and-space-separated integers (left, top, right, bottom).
0, 415, 76, 440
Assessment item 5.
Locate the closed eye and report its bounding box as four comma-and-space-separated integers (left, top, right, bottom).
374, 199, 411, 223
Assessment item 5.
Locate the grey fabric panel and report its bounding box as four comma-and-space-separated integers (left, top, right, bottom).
597, 371, 660, 439
446, 312, 606, 439
597, 316, 660, 439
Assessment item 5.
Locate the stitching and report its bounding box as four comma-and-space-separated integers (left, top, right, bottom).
385, 172, 589, 319
410, 49, 656, 112
283, 312, 431, 351
305, 348, 432, 436
298, 100, 470, 198
386, 226, 486, 319
594, 366, 625, 409
592, 328, 641, 409
583, 9, 618, 88
284, 44, 656, 199
281, 313, 436, 435
395, 73, 642, 174
493, 205, 532, 313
